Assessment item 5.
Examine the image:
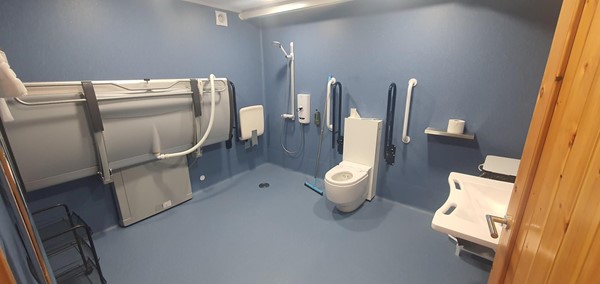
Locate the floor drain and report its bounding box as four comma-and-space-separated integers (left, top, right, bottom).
258, 183, 270, 189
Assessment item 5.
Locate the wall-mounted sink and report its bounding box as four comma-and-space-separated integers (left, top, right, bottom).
432, 172, 513, 250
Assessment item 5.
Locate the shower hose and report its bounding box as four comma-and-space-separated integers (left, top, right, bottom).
280, 114, 304, 156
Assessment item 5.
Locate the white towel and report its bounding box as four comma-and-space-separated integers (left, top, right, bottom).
0, 98, 14, 122
0, 62, 27, 98
0, 50, 7, 64
0, 51, 25, 122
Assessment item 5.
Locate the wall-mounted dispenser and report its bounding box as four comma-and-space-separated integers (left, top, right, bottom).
298, 94, 310, 124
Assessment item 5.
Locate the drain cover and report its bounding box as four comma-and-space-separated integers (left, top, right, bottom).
258, 183, 270, 188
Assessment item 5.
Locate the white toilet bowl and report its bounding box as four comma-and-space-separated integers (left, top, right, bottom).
324, 161, 371, 212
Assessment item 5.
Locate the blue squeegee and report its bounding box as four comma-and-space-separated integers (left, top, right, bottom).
304, 180, 323, 196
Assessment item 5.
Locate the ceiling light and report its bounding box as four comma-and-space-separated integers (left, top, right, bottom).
238, 0, 352, 20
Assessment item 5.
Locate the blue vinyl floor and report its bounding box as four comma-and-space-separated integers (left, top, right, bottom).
94, 163, 490, 283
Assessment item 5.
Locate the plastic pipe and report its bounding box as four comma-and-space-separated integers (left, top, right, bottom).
401, 78, 417, 144
326, 76, 336, 131
155, 74, 217, 159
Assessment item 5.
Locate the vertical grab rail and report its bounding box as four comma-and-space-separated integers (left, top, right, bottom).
332, 82, 343, 154
385, 83, 397, 165
288, 42, 295, 120
326, 77, 336, 131
280, 42, 295, 120
401, 78, 418, 144
225, 80, 238, 149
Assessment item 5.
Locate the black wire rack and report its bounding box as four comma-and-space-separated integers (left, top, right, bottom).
32, 204, 106, 284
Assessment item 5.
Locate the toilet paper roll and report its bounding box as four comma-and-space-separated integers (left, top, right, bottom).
447, 119, 465, 134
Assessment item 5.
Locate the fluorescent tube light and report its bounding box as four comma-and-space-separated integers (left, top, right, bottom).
182, 0, 242, 13
238, 0, 352, 20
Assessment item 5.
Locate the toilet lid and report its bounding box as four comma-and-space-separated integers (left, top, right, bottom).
325, 162, 370, 186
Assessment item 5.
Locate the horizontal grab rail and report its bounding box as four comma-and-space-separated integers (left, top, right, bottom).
14, 79, 229, 106
15, 90, 194, 106
24, 78, 228, 91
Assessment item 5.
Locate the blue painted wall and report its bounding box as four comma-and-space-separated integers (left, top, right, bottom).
0, 0, 562, 233
260, 0, 562, 212
0, 0, 266, 231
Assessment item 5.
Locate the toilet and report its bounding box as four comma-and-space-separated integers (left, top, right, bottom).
325, 161, 371, 212
324, 114, 382, 212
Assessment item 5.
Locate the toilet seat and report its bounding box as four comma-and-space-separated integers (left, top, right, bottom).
325, 161, 370, 187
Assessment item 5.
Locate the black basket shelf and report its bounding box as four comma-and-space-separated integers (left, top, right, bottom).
33, 204, 106, 284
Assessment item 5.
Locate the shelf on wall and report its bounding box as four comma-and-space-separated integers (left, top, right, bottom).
424, 127, 475, 140
33, 204, 106, 284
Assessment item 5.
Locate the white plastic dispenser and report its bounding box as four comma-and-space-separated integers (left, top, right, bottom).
298, 94, 310, 124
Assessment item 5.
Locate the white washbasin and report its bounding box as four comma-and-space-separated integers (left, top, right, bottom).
431, 172, 513, 250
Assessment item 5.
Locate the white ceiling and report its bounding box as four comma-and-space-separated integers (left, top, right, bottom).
183, 0, 293, 13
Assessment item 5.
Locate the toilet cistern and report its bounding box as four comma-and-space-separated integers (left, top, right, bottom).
324, 114, 383, 212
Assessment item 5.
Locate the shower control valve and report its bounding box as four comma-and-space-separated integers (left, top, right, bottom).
281, 113, 294, 120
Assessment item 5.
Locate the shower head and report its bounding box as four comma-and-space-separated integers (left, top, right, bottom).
272, 41, 291, 59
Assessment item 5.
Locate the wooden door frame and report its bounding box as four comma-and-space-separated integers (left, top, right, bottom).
488, 0, 588, 282
0, 123, 53, 282
0, 247, 17, 284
